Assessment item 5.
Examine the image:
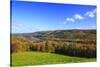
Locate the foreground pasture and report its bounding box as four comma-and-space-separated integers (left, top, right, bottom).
12, 52, 96, 66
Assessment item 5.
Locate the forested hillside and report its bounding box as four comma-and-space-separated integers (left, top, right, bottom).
11, 29, 96, 58
15, 29, 96, 40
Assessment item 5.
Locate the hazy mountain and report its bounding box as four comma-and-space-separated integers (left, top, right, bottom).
12, 29, 96, 40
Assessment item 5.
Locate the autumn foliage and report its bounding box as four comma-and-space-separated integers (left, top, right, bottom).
11, 35, 96, 58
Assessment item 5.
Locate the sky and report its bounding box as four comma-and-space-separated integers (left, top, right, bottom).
11, 0, 96, 33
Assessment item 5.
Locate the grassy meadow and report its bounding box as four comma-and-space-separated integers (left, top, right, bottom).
12, 52, 96, 66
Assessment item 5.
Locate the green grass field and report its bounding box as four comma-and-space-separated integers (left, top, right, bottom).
12, 52, 96, 66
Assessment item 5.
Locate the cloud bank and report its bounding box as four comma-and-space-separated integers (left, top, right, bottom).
64, 8, 96, 24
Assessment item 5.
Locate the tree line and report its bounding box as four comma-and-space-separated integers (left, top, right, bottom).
11, 36, 96, 58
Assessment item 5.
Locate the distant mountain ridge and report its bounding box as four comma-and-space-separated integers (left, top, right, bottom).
12, 29, 96, 41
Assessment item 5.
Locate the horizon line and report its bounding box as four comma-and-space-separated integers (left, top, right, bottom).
11, 28, 96, 34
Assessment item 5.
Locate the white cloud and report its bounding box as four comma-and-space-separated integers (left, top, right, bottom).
85, 9, 96, 18
85, 12, 95, 18
64, 14, 84, 24
63, 21, 67, 24
73, 14, 84, 20
93, 9, 96, 14
64, 8, 96, 24
66, 18, 75, 22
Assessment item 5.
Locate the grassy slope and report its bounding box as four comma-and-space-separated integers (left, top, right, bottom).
12, 52, 96, 66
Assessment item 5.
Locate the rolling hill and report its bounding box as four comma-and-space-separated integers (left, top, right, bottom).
12, 29, 96, 40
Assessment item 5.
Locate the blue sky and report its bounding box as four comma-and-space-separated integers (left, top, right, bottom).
11, 0, 96, 33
